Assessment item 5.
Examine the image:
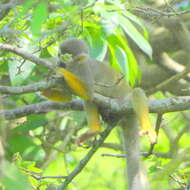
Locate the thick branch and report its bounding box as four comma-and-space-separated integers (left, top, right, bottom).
1, 96, 190, 120
95, 95, 190, 115
141, 64, 190, 96
158, 52, 190, 81
0, 44, 53, 69
148, 61, 190, 94
0, 100, 83, 119
0, 80, 56, 95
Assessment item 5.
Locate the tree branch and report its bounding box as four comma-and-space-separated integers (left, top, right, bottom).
0, 44, 53, 69
146, 114, 163, 157
1, 96, 190, 120
148, 54, 190, 94
57, 122, 116, 190
95, 95, 190, 115
21, 168, 67, 180
101, 152, 171, 158
0, 80, 56, 95
132, 6, 190, 17
0, 100, 83, 119
158, 52, 190, 82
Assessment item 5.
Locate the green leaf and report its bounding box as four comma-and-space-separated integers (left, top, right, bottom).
40, 48, 52, 58
14, 115, 47, 132
107, 34, 129, 76
17, 0, 35, 18
88, 31, 107, 61
0, 61, 8, 74
106, 32, 140, 86
8, 134, 45, 161
122, 11, 146, 32
31, 2, 48, 36
100, 12, 119, 36
114, 45, 128, 77
8, 135, 36, 154
122, 11, 149, 40
43, 154, 66, 176
119, 15, 152, 59
107, 35, 122, 72
1, 162, 32, 190
115, 31, 141, 86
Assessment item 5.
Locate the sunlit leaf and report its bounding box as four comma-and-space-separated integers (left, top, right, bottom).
100, 12, 119, 36
122, 11, 149, 39
88, 31, 107, 61
122, 11, 146, 31
31, 2, 48, 36
107, 35, 122, 72
1, 161, 32, 190
40, 48, 52, 58
119, 15, 152, 58
17, 0, 35, 18
115, 45, 128, 76
82, 21, 101, 30
115, 31, 141, 85
106, 32, 140, 86
179, 133, 190, 148
43, 154, 66, 176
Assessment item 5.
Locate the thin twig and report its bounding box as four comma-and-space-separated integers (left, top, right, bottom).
21, 168, 67, 180
101, 153, 126, 158
101, 152, 171, 158
57, 122, 116, 190
133, 6, 190, 16
169, 174, 186, 188
146, 114, 163, 157
148, 63, 190, 94
32, 175, 67, 180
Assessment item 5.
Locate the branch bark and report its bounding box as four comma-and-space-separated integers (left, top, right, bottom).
0, 100, 83, 119
0, 44, 53, 69
148, 54, 190, 94
1, 96, 190, 120
0, 80, 56, 95
58, 122, 116, 190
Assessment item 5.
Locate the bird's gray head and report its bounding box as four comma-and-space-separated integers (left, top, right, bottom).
59, 38, 89, 57
58, 38, 89, 67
